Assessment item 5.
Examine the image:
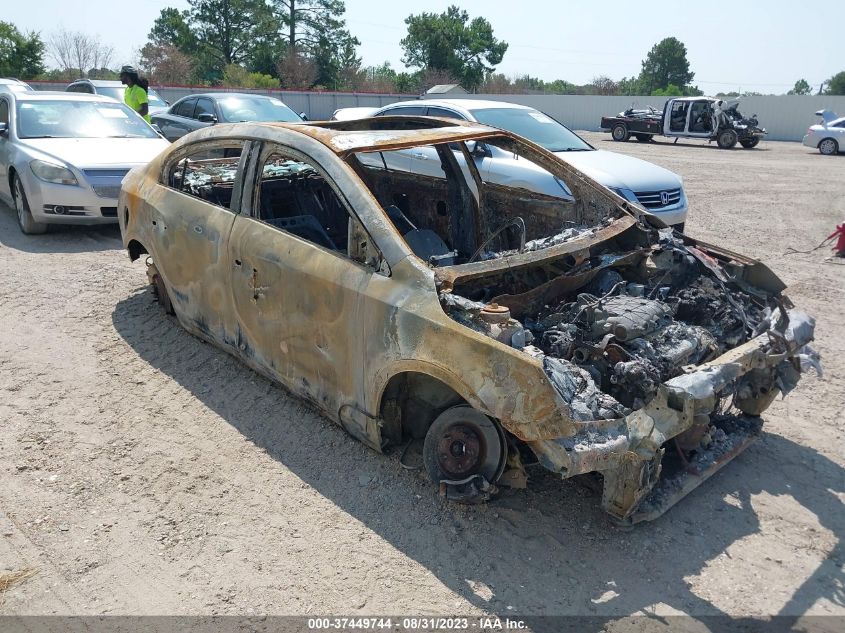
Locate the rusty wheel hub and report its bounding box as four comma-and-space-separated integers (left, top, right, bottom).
435, 424, 485, 478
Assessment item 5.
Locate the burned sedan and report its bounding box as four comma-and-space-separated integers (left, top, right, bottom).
118, 116, 817, 524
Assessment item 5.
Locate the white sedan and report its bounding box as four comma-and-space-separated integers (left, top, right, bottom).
0, 91, 170, 234
803, 110, 845, 155
335, 98, 689, 228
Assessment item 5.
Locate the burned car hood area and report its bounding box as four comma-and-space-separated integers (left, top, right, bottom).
437, 215, 817, 522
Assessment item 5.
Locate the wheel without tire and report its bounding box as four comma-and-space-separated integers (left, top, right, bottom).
148, 263, 175, 315
818, 138, 839, 155
739, 137, 760, 148
423, 405, 506, 485
13, 173, 47, 235
634, 133, 652, 143
611, 123, 630, 142
717, 129, 738, 149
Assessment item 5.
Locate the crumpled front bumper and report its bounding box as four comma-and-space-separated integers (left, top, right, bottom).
527, 308, 816, 523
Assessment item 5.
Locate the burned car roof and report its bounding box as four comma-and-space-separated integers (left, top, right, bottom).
250, 116, 518, 155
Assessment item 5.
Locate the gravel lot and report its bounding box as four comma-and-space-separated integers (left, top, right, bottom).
1, 133, 843, 625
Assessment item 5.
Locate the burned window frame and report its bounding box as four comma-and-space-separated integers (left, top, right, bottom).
345, 133, 625, 268
345, 139, 484, 267
160, 137, 251, 213
242, 140, 390, 274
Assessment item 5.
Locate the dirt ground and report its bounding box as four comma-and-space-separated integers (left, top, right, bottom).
1, 133, 843, 625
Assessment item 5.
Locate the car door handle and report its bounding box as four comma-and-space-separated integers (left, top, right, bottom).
249, 267, 267, 303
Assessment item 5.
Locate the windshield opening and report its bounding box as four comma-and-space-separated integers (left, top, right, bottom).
347, 134, 621, 267
217, 97, 301, 123
469, 108, 592, 152
16, 100, 158, 139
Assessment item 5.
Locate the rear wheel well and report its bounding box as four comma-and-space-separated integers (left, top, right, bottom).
127, 239, 148, 261
8, 166, 18, 193
379, 372, 466, 446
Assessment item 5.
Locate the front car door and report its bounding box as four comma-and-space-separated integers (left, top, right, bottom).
159, 97, 197, 142
193, 97, 218, 128
150, 137, 251, 345
227, 135, 389, 443
686, 99, 713, 137
664, 100, 690, 136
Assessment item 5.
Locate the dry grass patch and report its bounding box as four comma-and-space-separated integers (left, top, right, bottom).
0, 568, 37, 595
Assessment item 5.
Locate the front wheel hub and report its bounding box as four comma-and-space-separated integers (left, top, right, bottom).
436, 424, 483, 478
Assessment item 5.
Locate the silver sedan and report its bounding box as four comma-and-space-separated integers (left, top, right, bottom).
803, 109, 845, 155
0, 91, 170, 234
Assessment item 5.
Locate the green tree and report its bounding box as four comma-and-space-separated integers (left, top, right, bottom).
546, 79, 576, 94
313, 31, 360, 89
188, 0, 270, 73
787, 78, 812, 95
652, 83, 683, 97
222, 64, 280, 88
400, 5, 508, 91
353, 62, 399, 92
0, 21, 45, 78
148, 8, 197, 52
637, 37, 694, 94
272, 0, 359, 88
825, 71, 845, 95
393, 71, 419, 93
617, 76, 643, 95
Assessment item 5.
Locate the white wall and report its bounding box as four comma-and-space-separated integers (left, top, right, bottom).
423, 94, 845, 142
29, 81, 845, 141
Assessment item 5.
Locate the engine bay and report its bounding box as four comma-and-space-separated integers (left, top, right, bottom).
438, 224, 799, 420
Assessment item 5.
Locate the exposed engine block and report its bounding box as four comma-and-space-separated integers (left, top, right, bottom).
538, 287, 718, 408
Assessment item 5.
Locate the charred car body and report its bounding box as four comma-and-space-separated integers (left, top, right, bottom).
601, 97, 767, 149
118, 116, 815, 524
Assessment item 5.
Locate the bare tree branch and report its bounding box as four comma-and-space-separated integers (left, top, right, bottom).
47, 29, 115, 77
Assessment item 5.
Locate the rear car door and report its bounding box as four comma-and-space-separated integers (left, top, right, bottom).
151, 138, 251, 345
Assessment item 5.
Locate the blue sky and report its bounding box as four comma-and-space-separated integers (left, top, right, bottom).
7, 0, 842, 93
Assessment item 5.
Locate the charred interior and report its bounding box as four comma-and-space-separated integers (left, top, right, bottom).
348, 137, 624, 267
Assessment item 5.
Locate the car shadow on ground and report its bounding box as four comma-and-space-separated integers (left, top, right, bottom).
0, 202, 122, 254
112, 287, 843, 630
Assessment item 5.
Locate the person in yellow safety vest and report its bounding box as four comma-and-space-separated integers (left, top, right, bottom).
119, 65, 151, 123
